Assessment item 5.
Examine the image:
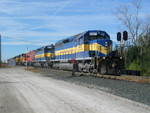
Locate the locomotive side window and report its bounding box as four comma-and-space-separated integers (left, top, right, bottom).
37, 48, 42, 51
55, 42, 63, 47
84, 34, 89, 43
78, 37, 84, 45
63, 39, 70, 44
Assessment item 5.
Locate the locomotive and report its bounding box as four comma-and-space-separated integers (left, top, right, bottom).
14, 30, 124, 75
34, 45, 55, 67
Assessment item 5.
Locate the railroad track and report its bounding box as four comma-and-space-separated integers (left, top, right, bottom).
76, 72, 150, 84
24, 66, 150, 84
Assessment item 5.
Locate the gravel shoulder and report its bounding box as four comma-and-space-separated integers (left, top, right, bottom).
37, 68, 150, 106
0, 67, 150, 113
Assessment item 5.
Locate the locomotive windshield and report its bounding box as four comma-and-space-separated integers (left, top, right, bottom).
45, 47, 53, 52
44, 46, 55, 53
89, 31, 110, 40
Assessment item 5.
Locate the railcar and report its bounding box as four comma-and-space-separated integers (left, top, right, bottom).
53, 30, 124, 74
15, 56, 20, 65
16, 54, 26, 65
34, 44, 55, 67
24, 50, 36, 66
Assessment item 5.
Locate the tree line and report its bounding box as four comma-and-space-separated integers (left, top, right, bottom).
115, 0, 150, 76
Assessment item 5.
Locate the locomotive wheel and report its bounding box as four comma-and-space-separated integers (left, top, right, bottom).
100, 66, 107, 74
85, 66, 89, 73
89, 66, 93, 73
99, 61, 107, 74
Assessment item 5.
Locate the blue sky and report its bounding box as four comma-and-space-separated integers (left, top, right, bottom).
0, 0, 150, 60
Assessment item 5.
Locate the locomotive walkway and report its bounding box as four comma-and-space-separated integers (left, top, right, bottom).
0, 67, 150, 113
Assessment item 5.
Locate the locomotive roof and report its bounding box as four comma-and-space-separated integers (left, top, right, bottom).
36, 44, 54, 50
55, 30, 109, 44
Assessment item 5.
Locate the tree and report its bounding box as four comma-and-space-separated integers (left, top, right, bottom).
115, 0, 150, 76
142, 15, 150, 35
138, 15, 150, 54
115, 0, 142, 45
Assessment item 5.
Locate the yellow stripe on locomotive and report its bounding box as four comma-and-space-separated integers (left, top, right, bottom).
35, 53, 55, 58
55, 43, 112, 56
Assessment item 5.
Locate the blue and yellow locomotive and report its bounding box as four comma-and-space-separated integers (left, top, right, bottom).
34, 44, 55, 67
53, 30, 123, 74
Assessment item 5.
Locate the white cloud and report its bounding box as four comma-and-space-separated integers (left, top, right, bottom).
0, 0, 149, 47
2, 41, 50, 46
0, 13, 117, 39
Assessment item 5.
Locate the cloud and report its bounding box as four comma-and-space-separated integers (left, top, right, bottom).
0, 13, 117, 40
0, 0, 76, 16
2, 41, 50, 46
0, 0, 148, 47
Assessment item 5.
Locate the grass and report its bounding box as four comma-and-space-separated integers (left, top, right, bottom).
24, 67, 43, 73
0, 63, 10, 68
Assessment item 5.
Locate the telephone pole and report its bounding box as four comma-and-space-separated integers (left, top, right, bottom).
26, 46, 28, 69
0, 35, 1, 67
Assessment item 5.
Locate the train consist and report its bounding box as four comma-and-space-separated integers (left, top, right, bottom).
12, 30, 124, 75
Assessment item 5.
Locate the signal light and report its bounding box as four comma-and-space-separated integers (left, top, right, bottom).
117, 32, 121, 41
123, 31, 128, 41
117, 31, 128, 41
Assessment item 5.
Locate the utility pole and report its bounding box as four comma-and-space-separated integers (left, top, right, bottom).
26, 46, 28, 69
0, 35, 1, 67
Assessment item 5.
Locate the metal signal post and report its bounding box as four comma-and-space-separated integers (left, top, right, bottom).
117, 31, 128, 56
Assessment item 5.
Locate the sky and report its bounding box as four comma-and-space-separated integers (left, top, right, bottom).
0, 0, 150, 60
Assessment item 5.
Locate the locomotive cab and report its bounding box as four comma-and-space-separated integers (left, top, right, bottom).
86, 31, 112, 57
76, 30, 123, 74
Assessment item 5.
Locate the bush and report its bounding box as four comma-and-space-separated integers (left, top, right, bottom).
126, 45, 150, 76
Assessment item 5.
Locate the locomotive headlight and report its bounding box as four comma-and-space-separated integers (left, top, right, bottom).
105, 42, 108, 47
